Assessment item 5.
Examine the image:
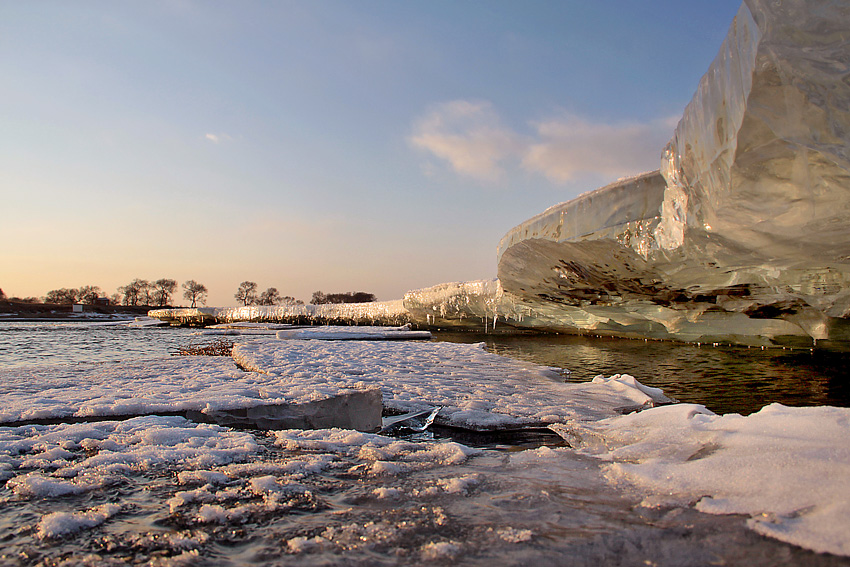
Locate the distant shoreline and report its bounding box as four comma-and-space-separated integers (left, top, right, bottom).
0, 301, 153, 322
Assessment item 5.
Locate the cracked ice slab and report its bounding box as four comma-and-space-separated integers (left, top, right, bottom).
232, 339, 671, 431
0, 357, 381, 432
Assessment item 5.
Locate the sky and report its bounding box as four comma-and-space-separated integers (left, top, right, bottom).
0, 0, 743, 307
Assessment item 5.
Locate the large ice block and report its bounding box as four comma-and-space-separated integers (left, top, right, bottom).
496, 0, 850, 347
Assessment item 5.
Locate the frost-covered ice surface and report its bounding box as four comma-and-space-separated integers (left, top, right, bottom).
233, 339, 670, 430
4, 416, 847, 567
559, 403, 850, 556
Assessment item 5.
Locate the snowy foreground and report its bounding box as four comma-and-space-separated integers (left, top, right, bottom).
1, 332, 849, 562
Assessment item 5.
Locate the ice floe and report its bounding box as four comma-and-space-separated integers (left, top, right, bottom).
233, 340, 671, 430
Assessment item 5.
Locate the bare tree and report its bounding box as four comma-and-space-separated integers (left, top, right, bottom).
234, 281, 258, 306
183, 280, 208, 308
77, 285, 102, 304
281, 296, 304, 305
140, 280, 155, 306
119, 279, 149, 306
44, 288, 78, 304
153, 278, 177, 307
257, 287, 281, 306
310, 291, 326, 305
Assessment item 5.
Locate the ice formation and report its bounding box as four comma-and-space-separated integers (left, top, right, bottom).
494, 0, 850, 347
148, 300, 410, 327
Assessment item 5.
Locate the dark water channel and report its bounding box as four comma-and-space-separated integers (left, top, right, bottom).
434, 331, 850, 415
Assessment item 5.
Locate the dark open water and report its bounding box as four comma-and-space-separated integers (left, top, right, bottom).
437, 331, 850, 415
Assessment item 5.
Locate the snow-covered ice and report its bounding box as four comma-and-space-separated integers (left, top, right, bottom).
233, 339, 671, 430
0, 357, 288, 424
0, 340, 667, 431
556, 402, 850, 556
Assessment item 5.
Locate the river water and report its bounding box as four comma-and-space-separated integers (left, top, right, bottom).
0, 322, 848, 566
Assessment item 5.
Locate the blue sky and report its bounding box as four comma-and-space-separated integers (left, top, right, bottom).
1, 1, 742, 306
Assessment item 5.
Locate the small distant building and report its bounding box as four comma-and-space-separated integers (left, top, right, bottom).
72, 304, 84, 313
94, 297, 110, 306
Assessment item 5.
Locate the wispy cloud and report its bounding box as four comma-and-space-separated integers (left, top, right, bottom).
204, 132, 233, 143
410, 100, 677, 184
408, 101, 523, 182
522, 114, 678, 182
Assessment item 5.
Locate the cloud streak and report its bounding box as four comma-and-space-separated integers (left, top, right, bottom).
410, 100, 678, 184
409, 101, 524, 182
205, 133, 233, 144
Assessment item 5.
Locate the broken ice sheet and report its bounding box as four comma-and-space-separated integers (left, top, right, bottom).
379, 407, 440, 435
233, 339, 670, 430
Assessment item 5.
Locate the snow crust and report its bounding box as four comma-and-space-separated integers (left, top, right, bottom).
559, 403, 850, 556
272, 428, 481, 475
37, 503, 123, 538
0, 416, 486, 547
233, 340, 670, 430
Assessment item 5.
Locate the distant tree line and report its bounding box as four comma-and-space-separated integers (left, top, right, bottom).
2, 278, 210, 308
2, 282, 373, 308
234, 281, 303, 306
310, 291, 377, 304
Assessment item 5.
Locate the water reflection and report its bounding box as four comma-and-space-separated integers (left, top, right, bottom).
0, 322, 197, 369
434, 332, 850, 415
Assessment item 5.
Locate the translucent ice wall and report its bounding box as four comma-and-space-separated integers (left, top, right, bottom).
495, 0, 850, 346
658, 0, 850, 314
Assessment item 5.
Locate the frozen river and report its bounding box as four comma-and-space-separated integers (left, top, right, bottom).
0, 322, 848, 566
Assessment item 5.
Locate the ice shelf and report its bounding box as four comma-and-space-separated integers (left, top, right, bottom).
495, 0, 850, 347
148, 301, 411, 327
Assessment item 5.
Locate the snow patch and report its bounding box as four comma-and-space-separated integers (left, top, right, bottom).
565, 403, 850, 556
